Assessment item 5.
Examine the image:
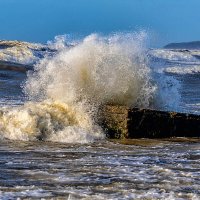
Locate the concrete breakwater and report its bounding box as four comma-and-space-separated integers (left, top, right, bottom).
99, 105, 200, 139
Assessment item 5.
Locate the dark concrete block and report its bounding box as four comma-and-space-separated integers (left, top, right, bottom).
99, 106, 200, 139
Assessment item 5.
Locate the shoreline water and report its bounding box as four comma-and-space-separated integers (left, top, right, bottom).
0, 139, 200, 199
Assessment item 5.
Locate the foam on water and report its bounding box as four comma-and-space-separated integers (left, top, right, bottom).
0, 100, 103, 143
0, 140, 200, 199
149, 48, 200, 112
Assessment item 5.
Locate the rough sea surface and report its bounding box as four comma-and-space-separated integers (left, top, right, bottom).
0, 139, 200, 199
0, 35, 200, 199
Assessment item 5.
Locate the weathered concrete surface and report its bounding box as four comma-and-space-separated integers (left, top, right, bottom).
99, 105, 200, 139
99, 105, 128, 139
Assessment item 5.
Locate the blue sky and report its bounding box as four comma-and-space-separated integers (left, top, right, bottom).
0, 0, 200, 47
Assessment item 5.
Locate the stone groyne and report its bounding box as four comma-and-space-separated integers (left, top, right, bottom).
99, 105, 200, 139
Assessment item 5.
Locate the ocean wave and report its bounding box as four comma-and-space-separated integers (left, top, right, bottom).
149, 49, 199, 63
0, 33, 184, 142
164, 65, 200, 74
0, 32, 158, 142
0, 40, 54, 65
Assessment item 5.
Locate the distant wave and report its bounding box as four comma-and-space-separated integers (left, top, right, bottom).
164, 41, 200, 50
0, 40, 55, 65
149, 49, 199, 63
164, 65, 200, 75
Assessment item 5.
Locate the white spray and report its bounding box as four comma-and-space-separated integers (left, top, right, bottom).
25, 33, 156, 107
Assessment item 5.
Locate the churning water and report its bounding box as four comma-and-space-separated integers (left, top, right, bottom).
0, 139, 200, 199
0, 33, 200, 199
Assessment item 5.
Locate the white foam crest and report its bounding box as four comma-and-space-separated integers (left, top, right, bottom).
165, 65, 200, 74
150, 49, 198, 62
25, 33, 156, 108
0, 40, 47, 65
0, 45, 35, 64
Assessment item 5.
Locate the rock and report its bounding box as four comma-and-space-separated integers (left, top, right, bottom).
99, 105, 200, 139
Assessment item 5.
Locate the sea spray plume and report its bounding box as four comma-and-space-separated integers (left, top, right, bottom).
24, 32, 157, 108
0, 32, 156, 143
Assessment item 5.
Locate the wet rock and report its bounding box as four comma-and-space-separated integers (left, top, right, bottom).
99, 105, 200, 139
99, 105, 128, 139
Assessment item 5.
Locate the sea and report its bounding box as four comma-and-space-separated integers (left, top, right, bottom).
0, 33, 200, 199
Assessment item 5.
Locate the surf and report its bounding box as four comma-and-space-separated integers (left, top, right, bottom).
0, 32, 164, 143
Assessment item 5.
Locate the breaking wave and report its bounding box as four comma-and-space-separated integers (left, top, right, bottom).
0, 40, 55, 65
0, 32, 175, 143
0, 100, 102, 143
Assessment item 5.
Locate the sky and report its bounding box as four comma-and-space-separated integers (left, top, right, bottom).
0, 0, 200, 47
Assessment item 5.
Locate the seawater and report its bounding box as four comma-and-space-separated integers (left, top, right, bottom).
0, 140, 200, 199
0, 33, 200, 199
